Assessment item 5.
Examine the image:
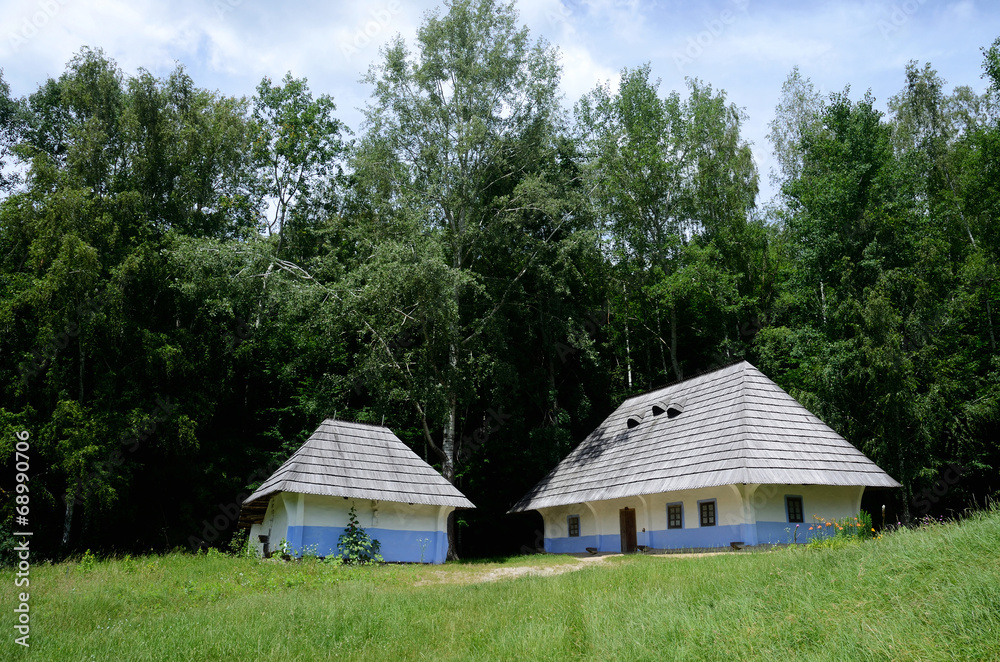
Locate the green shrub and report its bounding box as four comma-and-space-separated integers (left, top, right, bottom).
337, 506, 382, 565
78, 549, 98, 573
227, 528, 258, 558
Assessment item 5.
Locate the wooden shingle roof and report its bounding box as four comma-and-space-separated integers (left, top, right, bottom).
509, 361, 900, 513
240, 419, 474, 525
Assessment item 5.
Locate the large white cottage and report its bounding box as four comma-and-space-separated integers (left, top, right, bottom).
238, 419, 474, 564
509, 361, 900, 553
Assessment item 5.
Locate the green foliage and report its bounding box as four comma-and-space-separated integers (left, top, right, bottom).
576, 64, 762, 388
0, 69, 25, 192
321, 553, 344, 568
226, 528, 258, 559
78, 548, 98, 572
760, 60, 999, 519
299, 543, 321, 561
336, 507, 382, 565
252, 71, 345, 241
353, 0, 577, 499
0, 520, 19, 567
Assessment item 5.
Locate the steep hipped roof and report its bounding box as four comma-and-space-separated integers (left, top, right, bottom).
509, 361, 900, 513
240, 419, 474, 525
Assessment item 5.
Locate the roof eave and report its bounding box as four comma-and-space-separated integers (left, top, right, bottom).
511, 476, 901, 513
240, 486, 475, 510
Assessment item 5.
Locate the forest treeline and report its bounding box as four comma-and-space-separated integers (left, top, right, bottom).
1, 0, 998, 558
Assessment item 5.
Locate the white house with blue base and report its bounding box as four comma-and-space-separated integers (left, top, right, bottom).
239, 419, 474, 564
509, 362, 900, 553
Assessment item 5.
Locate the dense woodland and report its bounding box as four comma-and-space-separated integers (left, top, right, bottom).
1, 0, 998, 560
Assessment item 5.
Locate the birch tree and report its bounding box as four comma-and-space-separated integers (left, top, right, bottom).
352, 0, 565, 558
577, 65, 758, 385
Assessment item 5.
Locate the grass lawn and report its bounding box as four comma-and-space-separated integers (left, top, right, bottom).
4, 506, 999, 661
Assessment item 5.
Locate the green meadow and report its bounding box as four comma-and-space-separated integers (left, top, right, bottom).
5, 506, 999, 661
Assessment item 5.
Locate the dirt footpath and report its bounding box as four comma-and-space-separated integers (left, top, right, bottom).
413, 550, 730, 586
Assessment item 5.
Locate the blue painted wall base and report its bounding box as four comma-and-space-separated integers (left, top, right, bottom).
286, 526, 448, 564
545, 522, 844, 554
544, 522, 827, 553
755, 521, 833, 545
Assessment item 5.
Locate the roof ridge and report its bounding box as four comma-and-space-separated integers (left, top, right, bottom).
321, 417, 390, 430
622, 359, 749, 403
281, 418, 393, 466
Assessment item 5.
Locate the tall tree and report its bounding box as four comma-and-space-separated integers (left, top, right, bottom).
249, 73, 346, 330
767, 66, 825, 187
760, 70, 1000, 518
1, 49, 260, 550
576, 65, 759, 387
123, 66, 258, 238
353, 0, 576, 557
0, 69, 24, 193
252, 73, 345, 245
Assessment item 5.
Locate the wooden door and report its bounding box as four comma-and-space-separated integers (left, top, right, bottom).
619, 507, 637, 553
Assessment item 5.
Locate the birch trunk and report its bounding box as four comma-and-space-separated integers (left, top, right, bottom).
669, 305, 682, 382
61, 484, 78, 547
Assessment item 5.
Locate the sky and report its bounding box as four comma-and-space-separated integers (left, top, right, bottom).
1, 0, 998, 203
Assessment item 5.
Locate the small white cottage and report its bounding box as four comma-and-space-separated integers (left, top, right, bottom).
239, 419, 474, 564
509, 361, 900, 553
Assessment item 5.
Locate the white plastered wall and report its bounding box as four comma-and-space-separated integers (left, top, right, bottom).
297, 495, 445, 532
539, 487, 743, 547
249, 493, 450, 558
748, 484, 865, 522
535, 484, 868, 550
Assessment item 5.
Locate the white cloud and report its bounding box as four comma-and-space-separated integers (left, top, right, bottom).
516, 0, 620, 103
558, 43, 620, 102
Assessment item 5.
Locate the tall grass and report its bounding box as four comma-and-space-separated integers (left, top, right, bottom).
5, 505, 999, 661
